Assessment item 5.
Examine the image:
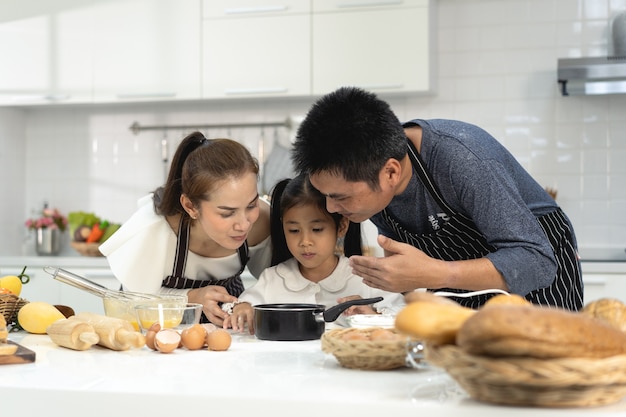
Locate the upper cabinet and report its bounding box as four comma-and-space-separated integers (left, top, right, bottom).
91, 0, 201, 103
311, 0, 433, 95
0, 2, 95, 105
0, 0, 432, 106
202, 1, 311, 99
0, 0, 201, 106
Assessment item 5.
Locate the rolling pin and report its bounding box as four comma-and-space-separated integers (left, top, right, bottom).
74, 312, 145, 351
46, 317, 100, 351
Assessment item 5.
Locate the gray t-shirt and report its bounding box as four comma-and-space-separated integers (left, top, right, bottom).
370, 119, 565, 296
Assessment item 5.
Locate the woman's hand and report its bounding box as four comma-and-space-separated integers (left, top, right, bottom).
224, 302, 254, 334
187, 285, 238, 326
336, 295, 377, 316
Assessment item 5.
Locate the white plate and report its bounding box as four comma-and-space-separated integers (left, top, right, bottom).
345, 314, 395, 329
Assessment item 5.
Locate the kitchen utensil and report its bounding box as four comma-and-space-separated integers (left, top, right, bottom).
44, 267, 187, 330
0, 341, 35, 365
253, 297, 383, 341
43, 266, 157, 301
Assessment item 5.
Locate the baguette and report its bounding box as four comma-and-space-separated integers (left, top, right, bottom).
457, 304, 626, 359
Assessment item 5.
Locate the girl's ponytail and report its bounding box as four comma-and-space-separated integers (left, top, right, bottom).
343, 221, 363, 257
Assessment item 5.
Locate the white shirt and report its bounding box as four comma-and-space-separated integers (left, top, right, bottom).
239, 257, 405, 315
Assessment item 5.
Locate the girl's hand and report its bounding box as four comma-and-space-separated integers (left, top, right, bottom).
228, 302, 254, 334
188, 285, 238, 326
337, 295, 378, 316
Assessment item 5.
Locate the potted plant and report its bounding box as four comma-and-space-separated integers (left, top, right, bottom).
25, 206, 68, 256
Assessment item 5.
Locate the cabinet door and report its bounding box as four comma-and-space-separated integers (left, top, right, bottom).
92, 0, 201, 103
312, 3, 432, 95
0, 3, 94, 105
583, 273, 626, 303
202, 2, 311, 99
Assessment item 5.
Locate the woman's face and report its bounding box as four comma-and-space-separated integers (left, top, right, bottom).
282, 204, 339, 279
190, 172, 261, 250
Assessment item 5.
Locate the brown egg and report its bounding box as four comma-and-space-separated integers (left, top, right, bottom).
154, 329, 181, 353
369, 328, 402, 341
342, 330, 370, 341
145, 322, 161, 350
206, 329, 232, 351
181, 324, 207, 350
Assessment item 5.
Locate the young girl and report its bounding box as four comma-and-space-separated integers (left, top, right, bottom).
100, 132, 271, 326
224, 173, 405, 333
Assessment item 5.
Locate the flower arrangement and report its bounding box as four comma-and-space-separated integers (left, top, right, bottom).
25, 207, 68, 232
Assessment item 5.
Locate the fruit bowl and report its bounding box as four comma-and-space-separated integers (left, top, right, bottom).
70, 241, 103, 257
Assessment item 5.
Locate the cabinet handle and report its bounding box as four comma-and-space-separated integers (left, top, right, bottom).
224, 87, 288, 95
335, 1, 404, 8
224, 6, 289, 15
116, 92, 177, 100
583, 277, 607, 285
350, 83, 404, 90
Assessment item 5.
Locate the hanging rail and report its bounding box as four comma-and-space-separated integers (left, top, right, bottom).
129, 118, 294, 135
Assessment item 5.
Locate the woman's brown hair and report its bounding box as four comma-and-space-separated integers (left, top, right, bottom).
154, 131, 259, 217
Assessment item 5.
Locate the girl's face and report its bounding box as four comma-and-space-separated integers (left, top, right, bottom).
282, 204, 343, 280
184, 172, 261, 251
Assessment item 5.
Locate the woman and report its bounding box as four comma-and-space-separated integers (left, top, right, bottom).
100, 131, 271, 325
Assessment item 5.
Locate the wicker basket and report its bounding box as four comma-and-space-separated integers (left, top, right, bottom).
321, 327, 411, 370
425, 343, 626, 407
71, 241, 104, 257
0, 293, 29, 326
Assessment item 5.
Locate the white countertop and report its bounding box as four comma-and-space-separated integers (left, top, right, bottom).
3, 329, 626, 417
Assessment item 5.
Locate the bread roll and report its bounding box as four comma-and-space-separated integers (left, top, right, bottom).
457, 304, 626, 359
581, 298, 626, 333
395, 301, 475, 345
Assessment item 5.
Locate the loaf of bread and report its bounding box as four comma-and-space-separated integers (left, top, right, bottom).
581, 298, 626, 333
457, 304, 626, 359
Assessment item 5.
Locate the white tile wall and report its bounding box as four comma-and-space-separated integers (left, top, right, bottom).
1, 0, 625, 258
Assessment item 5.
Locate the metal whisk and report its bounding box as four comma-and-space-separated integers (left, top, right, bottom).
44, 266, 160, 301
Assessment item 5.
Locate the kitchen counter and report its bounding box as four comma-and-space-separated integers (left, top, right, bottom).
3, 330, 626, 417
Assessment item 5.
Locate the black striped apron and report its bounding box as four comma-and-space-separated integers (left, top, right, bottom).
380, 139, 583, 310
162, 217, 249, 321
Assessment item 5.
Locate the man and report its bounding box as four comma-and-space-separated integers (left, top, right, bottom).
292, 87, 583, 310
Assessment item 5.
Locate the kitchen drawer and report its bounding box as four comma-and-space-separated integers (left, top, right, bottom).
203, 0, 309, 18
583, 272, 626, 304
313, 0, 427, 13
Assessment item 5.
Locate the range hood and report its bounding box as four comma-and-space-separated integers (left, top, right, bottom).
557, 56, 626, 96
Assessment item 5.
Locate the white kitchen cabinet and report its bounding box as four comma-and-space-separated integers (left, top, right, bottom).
202, 0, 311, 99
583, 272, 626, 304
0, 260, 120, 315
91, 0, 201, 103
311, 0, 433, 95
0, 2, 94, 105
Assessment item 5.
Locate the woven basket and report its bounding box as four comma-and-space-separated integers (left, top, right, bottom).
71, 241, 103, 257
425, 343, 626, 407
0, 293, 29, 326
321, 327, 410, 370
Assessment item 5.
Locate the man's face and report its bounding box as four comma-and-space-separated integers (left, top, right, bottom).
309, 170, 394, 223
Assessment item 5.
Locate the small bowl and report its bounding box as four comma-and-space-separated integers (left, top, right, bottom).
103, 294, 187, 331
134, 302, 202, 334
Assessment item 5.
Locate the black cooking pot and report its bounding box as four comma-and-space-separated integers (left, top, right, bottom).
253, 297, 383, 341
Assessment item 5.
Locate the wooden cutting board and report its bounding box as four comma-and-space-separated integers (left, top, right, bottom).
0, 341, 36, 365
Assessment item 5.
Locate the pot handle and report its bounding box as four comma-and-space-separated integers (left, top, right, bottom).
322, 297, 383, 322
